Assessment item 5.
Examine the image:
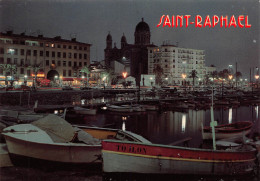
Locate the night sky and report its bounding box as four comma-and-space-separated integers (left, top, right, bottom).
0, 0, 259, 78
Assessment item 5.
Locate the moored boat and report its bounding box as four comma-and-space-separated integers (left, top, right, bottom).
202, 121, 253, 140
101, 140, 257, 175
106, 104, 133, 112
141, 104, 158, 111
74, 106, 97, 115
2, 114, 150, 167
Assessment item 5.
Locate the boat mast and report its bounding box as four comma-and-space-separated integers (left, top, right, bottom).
210, 87, 217, 150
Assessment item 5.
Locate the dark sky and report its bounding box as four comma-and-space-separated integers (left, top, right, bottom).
0, 0, 259, 78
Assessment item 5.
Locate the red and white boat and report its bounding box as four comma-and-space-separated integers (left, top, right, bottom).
101, 140, 257, 175
202, 121, 253, 140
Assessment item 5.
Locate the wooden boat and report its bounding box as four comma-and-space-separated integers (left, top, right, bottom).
74, 106, 97, 115
106, 104, 133, 112
102, 140, 257, 175
2, 114, 150, 167
121, 104, 146, 112
202, 121, 253, 140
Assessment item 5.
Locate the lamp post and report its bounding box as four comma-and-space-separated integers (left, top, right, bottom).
59, 76, 63, 87
255, 67, 259, 89
122, 71, 127, 88
82, 76, 85, 87
165, 77, 168, 86
150, 77, 153, 87
182, 73, 187, 92
102, 76, 107, 89
24, 75, 27, 86
228, 74, 233, 89
54, 75, 58, 87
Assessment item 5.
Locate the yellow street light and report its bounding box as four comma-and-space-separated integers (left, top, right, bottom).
181, 73, 187, 79
228, 75, 233, 80
122, 72, 127, 79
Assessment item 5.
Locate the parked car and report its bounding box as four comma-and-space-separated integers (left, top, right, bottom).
62, 86, 73, 90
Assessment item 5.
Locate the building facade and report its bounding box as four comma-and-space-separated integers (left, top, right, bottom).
148, 44, 207, 85
0, 31, 91, 86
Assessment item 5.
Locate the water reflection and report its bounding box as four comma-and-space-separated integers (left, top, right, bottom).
228, 108, 232, 123
181, 114, 186, 133
256, 105, 259, 119
67, 105, 259, 147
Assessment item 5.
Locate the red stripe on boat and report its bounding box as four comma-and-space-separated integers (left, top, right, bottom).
102, 141, 256, 161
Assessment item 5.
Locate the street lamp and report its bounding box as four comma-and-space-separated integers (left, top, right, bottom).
102, 76, 107, 89
54, 75, 58, 86
24, 75, 27, 86
122, 72, 127, 88
255, 70, 259, 89
60, 76, 63, 87
228, 74, 233, 88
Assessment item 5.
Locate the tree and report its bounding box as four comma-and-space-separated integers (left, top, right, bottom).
101, 68, 115, 86
30, 62, 42, 90
235, 71, 242, 79
218, 69, 229, 79
204, 74, 210, 85
210, 71, 218, 79
0, 64, 17, 87
80, 66, 90, 87
153, 64, 163, 86
189, 70, 198, 86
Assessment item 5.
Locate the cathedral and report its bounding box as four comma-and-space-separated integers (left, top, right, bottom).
104, 18, 156, 82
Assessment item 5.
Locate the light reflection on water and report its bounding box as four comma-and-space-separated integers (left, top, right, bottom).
68, 105, 260, 147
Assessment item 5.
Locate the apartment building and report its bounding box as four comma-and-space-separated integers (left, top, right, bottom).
148, 44, 207, 85
0, 31, 91, 85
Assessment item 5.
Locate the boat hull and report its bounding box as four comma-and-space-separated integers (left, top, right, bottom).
102, 141, 257, 175
202, 129, 252, 140
4, 135, 102, 164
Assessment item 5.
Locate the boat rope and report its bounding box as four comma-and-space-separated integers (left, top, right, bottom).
2, 129, 38, 134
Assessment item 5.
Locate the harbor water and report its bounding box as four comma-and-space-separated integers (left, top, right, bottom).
1, 105, 259, 181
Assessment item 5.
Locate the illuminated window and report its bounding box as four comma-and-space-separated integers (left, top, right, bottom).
51, 44, 55, 48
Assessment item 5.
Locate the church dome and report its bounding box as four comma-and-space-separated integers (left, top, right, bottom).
135, 18, 150, 32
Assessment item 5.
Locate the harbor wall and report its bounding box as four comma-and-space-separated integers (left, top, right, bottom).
0, 91, 104, 106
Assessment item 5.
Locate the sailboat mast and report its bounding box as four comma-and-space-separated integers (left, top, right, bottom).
210, 87, 217, 150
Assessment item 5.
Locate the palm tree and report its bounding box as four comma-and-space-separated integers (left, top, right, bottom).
189, 70, 198, 86
101, 68, 115, 86
80, 66, 90, 87
30, 62, 42, 90
153, 64, 163, 86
